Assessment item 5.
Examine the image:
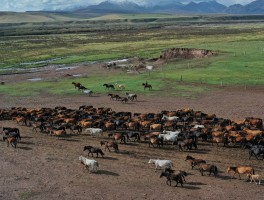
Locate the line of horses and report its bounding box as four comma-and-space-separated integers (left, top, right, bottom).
149, 155, 260, 187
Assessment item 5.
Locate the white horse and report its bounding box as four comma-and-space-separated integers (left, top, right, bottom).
148, 159, 173, 169
162, 115, 179, 121
79, 156, 99, 172
115, 83, 125, 90
163, 130, 181, 135
84, 128, 103, 137
193, 125, 205, 129
158, 133, 179, 144
83, 89, 93, 96
125, 92, 137, 101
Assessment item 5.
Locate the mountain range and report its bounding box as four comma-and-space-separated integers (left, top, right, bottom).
73, 0, 264, 14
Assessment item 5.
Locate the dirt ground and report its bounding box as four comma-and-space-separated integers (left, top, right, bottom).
0, 64, 264, 200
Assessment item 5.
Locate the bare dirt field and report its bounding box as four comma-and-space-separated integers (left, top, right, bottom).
0, 65, 264, 200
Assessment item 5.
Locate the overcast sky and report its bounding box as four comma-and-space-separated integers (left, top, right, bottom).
0, 0, 256, 12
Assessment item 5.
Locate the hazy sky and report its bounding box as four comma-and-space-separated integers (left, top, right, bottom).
0, 0, 256, 12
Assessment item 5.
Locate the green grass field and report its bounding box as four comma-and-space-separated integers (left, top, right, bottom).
0, 14, 264, 98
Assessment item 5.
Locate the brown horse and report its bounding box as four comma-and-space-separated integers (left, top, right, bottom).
149, 137, 163, 148
100, 141, 119, 152
227, 166, 255, 179
185, 155, 206, 169
199, 164, 218, 177
113, 133, 126, 144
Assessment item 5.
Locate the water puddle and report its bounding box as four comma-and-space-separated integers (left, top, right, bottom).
27, 78, 43, 81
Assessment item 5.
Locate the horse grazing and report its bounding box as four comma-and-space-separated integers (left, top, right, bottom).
100, 141, 119, 152
148, 159, 173, 170
199, 164, 218, 177
5, 137, 17, 148
142, 83, 152, 90
185, 155, 206, 169
227, 166, 255, 179
83, 146, 104, 158
79, 156, 99, 173
160, 171, 184, 187
103, 83, 115, 90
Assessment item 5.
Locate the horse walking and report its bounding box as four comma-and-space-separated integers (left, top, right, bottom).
227, 166, 255, 179
142, 82, 152, 90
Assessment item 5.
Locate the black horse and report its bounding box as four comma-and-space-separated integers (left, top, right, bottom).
248, 145, 264, 160
83, 146, 104, 158
126, 132, 141, 142
103, 84, 115, 90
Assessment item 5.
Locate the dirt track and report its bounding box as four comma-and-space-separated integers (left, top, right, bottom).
1, 66, 264, 200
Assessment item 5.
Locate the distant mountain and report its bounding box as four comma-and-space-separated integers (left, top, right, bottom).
183, 1, 227, 13
77, 1, 144, 14
73, 0, 264, 15
243, 0, 264, 14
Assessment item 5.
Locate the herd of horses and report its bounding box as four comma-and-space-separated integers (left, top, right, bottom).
71, 81, 152, 99
0, 105, 263, 187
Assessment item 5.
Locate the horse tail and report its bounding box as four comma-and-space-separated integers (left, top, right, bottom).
252, 168, 255, 175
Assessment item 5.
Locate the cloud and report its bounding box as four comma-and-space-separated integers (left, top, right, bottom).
0, 0, 256, 12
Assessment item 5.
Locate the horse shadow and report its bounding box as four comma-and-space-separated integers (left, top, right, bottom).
87, 95, 100, 98
187, 181, 207, 186
183, 185, 201, 190
17, 146, 32, 150
21, 136, 33, 139
189, 149, 211, 154
19, 141, 35, 145
97, 170, 119, 176
216, 174, 231, 180
60, 138, 80, 142
98, 156, 118, 160
125, 142, 139, 146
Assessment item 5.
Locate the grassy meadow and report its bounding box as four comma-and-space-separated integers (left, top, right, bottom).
0, 13, 264, 98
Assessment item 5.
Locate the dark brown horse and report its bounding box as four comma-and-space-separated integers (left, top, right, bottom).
149, 137, 163, 148
185, 155, 206, 169
142, 83, 152, 90
199, 164, 218, 177
100, 141, 119, 152
5, 137, 17, 148
160, 171, 184, 187
83, 146, 104, 158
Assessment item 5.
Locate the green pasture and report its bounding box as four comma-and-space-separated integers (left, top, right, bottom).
0, 16, 264, 98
